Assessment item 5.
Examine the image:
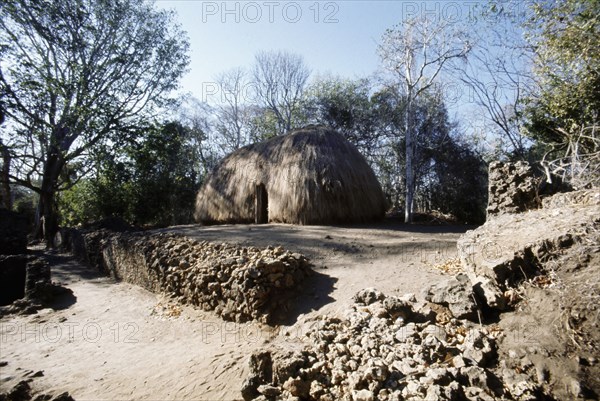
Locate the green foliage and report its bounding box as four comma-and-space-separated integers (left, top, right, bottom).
1, 0, 189, 242
406, 89, 488, 223
303, 77, 377, 150
58, 180, 100, 227
524, 0, 600, 150
129, 122, 199, 226
301, 76, 488, 222
426, 137, 488, 224
58, 121, 201, 228
248, 108, 281, 142
12, 186, 37, 231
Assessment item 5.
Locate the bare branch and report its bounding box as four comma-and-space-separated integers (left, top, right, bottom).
378, 15, 471, 222
252, 50, 310, 135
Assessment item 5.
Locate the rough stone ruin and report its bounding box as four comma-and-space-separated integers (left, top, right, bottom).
486, 161, 539, 218
0, 208, 28, 254
67, 230, 313, 323
240, 162, 600, 401
242, 289, 506, 401
0, 209, 68, 316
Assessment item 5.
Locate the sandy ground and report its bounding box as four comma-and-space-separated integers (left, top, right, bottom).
0, 222, 471, 400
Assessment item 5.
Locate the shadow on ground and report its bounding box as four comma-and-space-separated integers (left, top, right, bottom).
45, 286, 77, 311
28, 250, 111, 311
272, 268, 338, 326
165, 221, 473, 261
39, 251, 107, 283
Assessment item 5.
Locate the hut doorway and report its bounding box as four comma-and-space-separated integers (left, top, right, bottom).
255, 183, 268, 224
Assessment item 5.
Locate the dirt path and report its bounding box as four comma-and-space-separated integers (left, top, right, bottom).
1, 223, 470, 400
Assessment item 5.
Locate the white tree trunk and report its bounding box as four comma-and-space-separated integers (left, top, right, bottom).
404, 96, 414, 223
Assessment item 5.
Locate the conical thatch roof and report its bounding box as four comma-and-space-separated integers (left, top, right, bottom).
194, 126, 387, 225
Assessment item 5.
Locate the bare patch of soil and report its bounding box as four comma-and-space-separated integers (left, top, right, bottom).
497, 229, 600, 400
1, 223, 469, 400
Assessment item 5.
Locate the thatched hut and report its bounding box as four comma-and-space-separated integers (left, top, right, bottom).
194, 126, 387, 225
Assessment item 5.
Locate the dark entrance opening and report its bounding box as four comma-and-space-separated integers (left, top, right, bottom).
0, 256, 27, 305
255, 183, 268, 224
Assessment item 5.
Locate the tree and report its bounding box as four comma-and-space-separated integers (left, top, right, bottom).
457, 29, 533, 159
0, 139, 11, 209
378, 15, 471, 222
372, 85, 476, 217
524, 0, 600, 186
369, 86, 406, 210
127, 122, 199, 226
426, 133, 488, 224
410, 90, 454, 196
302, 76, 379, 154
214, 67, 254, 153
252, 50, 310, 135
178, 97, 222, 175
0, 0, 189, 245
59, 121, 200, 227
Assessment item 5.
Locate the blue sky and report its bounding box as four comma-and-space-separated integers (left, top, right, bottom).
156, 1, 489, 101
155, 0, 532, 153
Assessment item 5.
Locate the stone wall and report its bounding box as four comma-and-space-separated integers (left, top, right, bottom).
68, 230, 313, 323
0, 209, 71, 315
0, 255, 63, 315
0, 255, 27, 305
0, 209, 42, 309
62, 228, 115, 273
0, 209, 28, 255
486, 161, 539, 218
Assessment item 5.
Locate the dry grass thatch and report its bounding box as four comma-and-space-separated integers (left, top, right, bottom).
194, 126, 387, 225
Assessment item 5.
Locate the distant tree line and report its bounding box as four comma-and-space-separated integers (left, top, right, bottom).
1, 0, 598, 243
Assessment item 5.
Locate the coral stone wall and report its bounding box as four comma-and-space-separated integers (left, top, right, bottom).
486, 161, 539, 218
0, 209, 28, 255
68, 230, 313, 323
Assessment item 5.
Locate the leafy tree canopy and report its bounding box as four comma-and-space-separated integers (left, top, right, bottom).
0, 0, 189, 244
524, 0, 600, 150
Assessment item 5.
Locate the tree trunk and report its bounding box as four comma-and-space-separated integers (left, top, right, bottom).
405, 97, 415, 223
1, 142, 11, 210
35, 150, 63, 248
37, 189, 58, 248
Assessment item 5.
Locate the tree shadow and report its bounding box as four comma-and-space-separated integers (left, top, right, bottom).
40, 251, 108, 283
168, 221, 472, 263
45, 285, 77, 311
270, 269, 338, 326
333, 220, 478, 234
